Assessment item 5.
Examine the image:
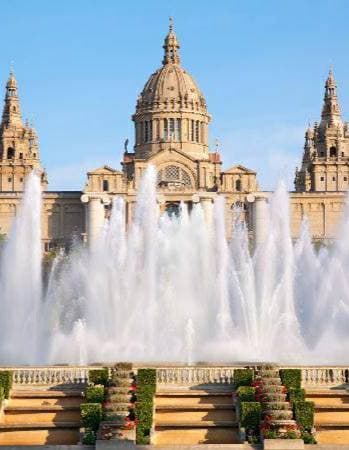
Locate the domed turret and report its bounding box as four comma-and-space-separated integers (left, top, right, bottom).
132, 19, 211, 160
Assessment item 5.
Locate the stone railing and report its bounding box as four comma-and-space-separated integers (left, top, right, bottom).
0, 366, 95, 385
1, 365, 349, 388
156, 366, 237, 385
299, 367, 349, 387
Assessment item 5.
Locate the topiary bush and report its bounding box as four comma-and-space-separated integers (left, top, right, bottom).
89, 368, 109, 386
82, 429, 97, 445
81, 403, 102, 431
294, 401, 315, 431
136, 369, 156, 445
237, 386, 255, 402
0, 371, 13, 399
288, 387, 305, 403
279, 369, 301, 390
234, 369, 254, 388
85, 385, 105, 403
240, 402, 261, 429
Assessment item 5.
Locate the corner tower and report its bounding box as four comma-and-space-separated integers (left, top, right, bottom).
295, 70, 349, 192
0, 70, 47, 191
132, 19, 211, 160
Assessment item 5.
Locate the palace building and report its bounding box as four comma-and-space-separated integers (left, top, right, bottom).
0, 22, 347, 248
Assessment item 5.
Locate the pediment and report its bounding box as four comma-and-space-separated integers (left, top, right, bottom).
223, 164, 256, 175
147, 148, 197, 166
88, 165, 123, 175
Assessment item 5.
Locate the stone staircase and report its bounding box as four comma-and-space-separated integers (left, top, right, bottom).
153, 387, 239, 445
0, 387, 84, 445
306, 389, 349, 444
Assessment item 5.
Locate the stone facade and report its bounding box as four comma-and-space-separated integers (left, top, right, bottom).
0, 22, 348, 247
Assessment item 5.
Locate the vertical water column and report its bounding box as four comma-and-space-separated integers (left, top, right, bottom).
0, 172, 42, 363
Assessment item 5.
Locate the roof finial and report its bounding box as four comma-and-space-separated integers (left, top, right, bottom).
9, 60, 14, 76
162, 18, 180, 65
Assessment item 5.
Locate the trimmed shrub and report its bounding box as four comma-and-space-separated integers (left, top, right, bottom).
82, 429, 96, 445
240, 402, 261, 429
114, 362, 133, 370
234, 369, 254, 388
136, 369, 156, 445
288, 387, 305, 403
301, 430, 316, 444
89, 368, 109, 386
237, 386, 255, 402
80, 403, 102, 431
85, 385, 105, 403
0, 386, 3, 407
279, 369, 301, 390
0, 371, 13, 399
294, 401, 315, 431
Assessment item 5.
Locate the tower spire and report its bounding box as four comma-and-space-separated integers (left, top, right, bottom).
321, 68, 342, 127
1, 68, 22, 127
162, 17, 180, 65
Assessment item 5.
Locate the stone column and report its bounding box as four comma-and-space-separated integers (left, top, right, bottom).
81, 195, 105, 246
252, 196, 269, 246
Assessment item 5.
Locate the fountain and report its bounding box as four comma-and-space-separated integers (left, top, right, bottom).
1, 167, 349, 365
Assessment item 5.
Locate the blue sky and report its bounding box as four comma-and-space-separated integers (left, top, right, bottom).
1, 0, 349, 191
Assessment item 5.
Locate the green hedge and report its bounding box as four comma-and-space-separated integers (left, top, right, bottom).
81, 403, 102, 431
279, 369, 301, 390
240, 402, 261, 429
294, 401, 315, 431
136, 369, 156, 445
288, 387, 305, 403
0, 386, 3, 408
234, 369, 254, 388
237, 386, 255, 402
85, 385, 105, 403
0, 371, 13, 399
89, 368, 109, 386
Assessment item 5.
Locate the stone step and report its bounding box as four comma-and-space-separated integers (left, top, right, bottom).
156, 390, 232, 396
154, 427, 240, 445
5, 405, 80, 411
0, 428, 80, 445
9, 396, 83, 407
156, 404, 234, 410
155, 396, 233, 407
315, 411, 349, 424
11, 389, 84, 398
155, 410, 235, 425
3, 409, 81, 424
306, 389, 349, 397
316, 429, 349, 445
155, 421, 238, 428
0, 422, 81, 430
315, 404, 349, 410
316, 423, 349, 428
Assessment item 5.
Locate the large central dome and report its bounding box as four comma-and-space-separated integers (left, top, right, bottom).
132, 20, 211, 160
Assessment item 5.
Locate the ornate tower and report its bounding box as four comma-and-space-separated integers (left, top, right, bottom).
0, 70, 47, 191
295, 70, 349, 192
131, 19, 211, 161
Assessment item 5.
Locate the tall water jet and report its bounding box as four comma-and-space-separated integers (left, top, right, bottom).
0, 172, 42, 363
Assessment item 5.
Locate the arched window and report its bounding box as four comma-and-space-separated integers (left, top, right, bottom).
235, 179, 241, 192
7, 147, 15, 159
165, 203, 180, 218
195, 121, 200, 142
103, 180, 109, 192
330, 146, 337, 157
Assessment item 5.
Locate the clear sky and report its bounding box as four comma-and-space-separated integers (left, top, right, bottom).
1, 0, 349, 191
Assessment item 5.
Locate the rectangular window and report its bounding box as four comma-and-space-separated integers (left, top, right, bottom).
195, 121, 200, 142
344, 177, 348, 181
169, 118, 175, 139
320, 177, 325, 181
175, 119, 181, 141
332, 176, 336, 181
163, 119, 168, 140
191, 120, 195, 141
8, 177, 11, 183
